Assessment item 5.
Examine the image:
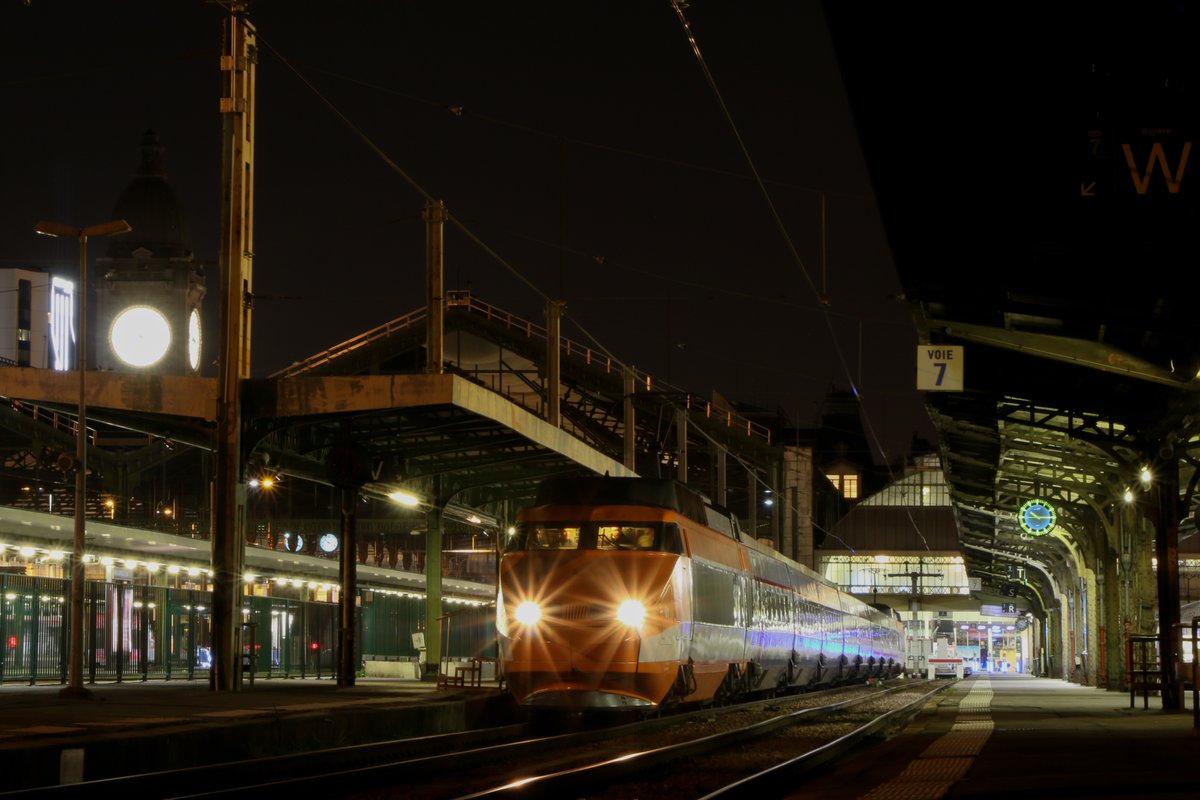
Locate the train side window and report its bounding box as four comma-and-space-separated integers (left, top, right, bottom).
661, 522, 683, 554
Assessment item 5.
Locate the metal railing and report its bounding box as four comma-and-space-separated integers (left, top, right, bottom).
267, 290, 772, 443
1127, 634, 1160, 709
0, 573, 493, 685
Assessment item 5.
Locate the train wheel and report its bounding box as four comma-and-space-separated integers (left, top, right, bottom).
746, 660, 765, 691
671, 661, 697, 700
714, 663, 742, 705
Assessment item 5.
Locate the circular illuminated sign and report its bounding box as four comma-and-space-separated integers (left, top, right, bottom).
1018, 499, 1056, 536
187, 308, 201, 371
110, 305, 171, 367
319, 533, 338, 553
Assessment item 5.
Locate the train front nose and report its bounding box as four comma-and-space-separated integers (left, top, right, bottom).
500, 600, 670, 707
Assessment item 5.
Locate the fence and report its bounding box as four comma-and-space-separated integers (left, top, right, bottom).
0, 574, 494, 684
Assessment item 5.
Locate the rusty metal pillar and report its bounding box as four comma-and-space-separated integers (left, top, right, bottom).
676, 407, 688, 482
624, 368, 636, 471
212, 5, 256, 692
747, 466, 757, 538
423, 476, 444, 680
424, 200, 445, 374
337, 486, 358, 687
770, 462, 782, 549
546, 300, 563, 426
327, 440, 370, 687
1154, 466, 1182, 709
715, 442, 727, 508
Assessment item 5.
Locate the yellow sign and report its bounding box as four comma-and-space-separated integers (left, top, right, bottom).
916, 345, 963, 391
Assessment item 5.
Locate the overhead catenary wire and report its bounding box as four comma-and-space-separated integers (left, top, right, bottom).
669, 0, 931, 551
224, 1, 926, 551
290, 62, 871, 204
238, 7, 654, 390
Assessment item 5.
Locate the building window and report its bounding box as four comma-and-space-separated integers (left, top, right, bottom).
829, 472, 860, 500
841, 474, 859, 499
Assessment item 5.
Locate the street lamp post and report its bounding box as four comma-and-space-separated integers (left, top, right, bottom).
34, 218, 131, 699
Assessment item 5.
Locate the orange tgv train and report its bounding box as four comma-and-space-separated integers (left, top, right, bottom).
496, 475, 906, 710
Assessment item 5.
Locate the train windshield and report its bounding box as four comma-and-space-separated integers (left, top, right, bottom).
505, 521, 681, 553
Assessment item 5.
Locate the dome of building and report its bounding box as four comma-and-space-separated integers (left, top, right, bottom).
106, 130, 192, 259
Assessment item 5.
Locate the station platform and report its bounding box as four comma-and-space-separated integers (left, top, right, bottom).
2, 674, 1197, 797
0, 676, 513, 793
796, 674, 1200, 800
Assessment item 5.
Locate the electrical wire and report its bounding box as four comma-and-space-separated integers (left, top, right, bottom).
222, 1, 929, 553
669, 0, 930, 551
290, 62, 870, 203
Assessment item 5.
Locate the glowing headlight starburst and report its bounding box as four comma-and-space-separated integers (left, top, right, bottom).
616, 599, 646, 628
514, 600, 541, 626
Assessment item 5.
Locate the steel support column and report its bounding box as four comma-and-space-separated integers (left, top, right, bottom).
676, 407, 687, 482
424, 199, 445, 374
547, 300, 563, 427
623, 368, 636, 471
1154, 467, 1182, 709
423, 479, 444, 680
212, 6, 256, 691
337, 486, 357, 687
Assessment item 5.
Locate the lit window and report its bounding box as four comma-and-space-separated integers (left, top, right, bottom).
842, 474, 859, 499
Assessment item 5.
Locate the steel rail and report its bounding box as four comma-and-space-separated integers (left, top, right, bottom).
453, 682, 951, 799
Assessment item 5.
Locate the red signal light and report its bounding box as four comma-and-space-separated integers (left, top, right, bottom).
310, 641, 319, 650
6, 635, 15, 648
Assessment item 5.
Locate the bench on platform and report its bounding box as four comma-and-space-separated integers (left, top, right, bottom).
438, 657, 484, 688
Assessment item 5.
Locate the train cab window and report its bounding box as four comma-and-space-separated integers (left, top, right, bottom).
505, 523, 576, 551
507, 521, 684, 553
598, 525, 656, 550
660, 522, 682, 554
536, 526, 579, 549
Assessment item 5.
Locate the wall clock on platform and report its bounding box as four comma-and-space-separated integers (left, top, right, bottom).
1018, 499, 1056, 536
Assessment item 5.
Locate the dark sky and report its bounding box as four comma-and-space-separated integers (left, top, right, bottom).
1, 0, 934, 464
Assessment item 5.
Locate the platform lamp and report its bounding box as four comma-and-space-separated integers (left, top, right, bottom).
34, 218, 132, 699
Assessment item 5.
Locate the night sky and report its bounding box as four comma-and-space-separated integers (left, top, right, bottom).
1, 0, 934, 465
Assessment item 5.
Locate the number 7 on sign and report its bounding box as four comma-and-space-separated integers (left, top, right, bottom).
916, 345, 964, 392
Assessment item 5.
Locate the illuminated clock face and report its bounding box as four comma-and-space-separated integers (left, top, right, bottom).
1018, 499, 1056, 536
187, 308, 201, 371
110, 306, 171, 367
319, 533, 338, 553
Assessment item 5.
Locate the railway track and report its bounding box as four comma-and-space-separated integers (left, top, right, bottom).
0, 679, 951, 799
450, 680, 949, 799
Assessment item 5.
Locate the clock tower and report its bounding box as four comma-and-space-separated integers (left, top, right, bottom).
95, 131, 206, 374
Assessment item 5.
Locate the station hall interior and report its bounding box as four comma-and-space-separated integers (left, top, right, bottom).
4, 2, 1200, 709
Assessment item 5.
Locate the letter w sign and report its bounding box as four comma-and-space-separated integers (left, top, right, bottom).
1122, 141, 1191, 194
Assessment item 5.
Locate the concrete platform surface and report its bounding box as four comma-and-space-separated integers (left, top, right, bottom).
0, 676, 511, 792
794, 674, 1200, 800
2, 674, 1196, 797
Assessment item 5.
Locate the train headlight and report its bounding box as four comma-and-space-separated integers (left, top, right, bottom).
514, 600, 541, 626
616, 599, 646, 628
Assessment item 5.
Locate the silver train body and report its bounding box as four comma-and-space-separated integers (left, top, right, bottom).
497, 476, 907, 709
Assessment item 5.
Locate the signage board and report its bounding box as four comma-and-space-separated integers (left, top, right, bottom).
916, 344, 964, 391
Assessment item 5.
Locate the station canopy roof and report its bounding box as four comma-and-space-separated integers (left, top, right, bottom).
823, 1, 1200, 607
